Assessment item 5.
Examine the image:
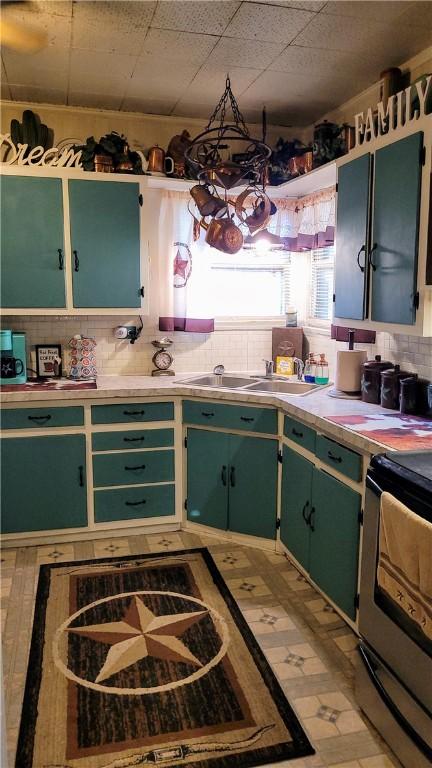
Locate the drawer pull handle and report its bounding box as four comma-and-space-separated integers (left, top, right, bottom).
125, 499, 147, 506
78, 465, 84, 487
201, 411, 214, 418
123, 410, 145, 416
240, 416, 254, 423
292, 427, 303, 438
230, 465, 236, 488
309, 506, 316, 532
221, 465, 227, 486
28, 414, 52, 422
327, 450, 342, 463
123, 436, 145, 442
125, 464, 146, 471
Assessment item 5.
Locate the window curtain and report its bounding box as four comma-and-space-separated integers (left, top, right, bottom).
268, 186, 335, 251
158, 191, 215, 333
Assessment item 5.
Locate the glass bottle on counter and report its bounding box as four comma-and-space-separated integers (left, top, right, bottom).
315, 353, 329, 385
304, 354, 316, 383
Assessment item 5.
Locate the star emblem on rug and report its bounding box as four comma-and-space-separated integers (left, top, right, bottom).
67, 596, 207, 683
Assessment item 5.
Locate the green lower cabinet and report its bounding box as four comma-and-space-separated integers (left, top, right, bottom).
1, 435, 87, 533
280, 446, 313, 570
228, 434, 278, 539
186, 429, 229, 530
309, 469, 361, 620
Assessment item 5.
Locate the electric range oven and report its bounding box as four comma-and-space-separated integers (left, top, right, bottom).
356, 451, 432, 768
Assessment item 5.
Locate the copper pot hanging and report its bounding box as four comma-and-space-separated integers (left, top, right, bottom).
201, 216, 244, 254
190, 185, 228, 218
235, 188, 271, 235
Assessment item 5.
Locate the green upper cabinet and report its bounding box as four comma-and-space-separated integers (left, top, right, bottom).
186, 428, 229, 530
1, 434, 87, 533
309, 469, 361, 620
1, 175, 66, 308
228, 434, 278, 540
371, 132, 423, 325
68, 179, 141, 308
280, 446, 313, 571
334, 154, 371, 320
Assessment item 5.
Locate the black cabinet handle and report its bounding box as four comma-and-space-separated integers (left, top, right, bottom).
139, 286, 145, 297
221, 465, 227, 486
301, 501, 310, 525
125, 499, 147, 506
78, 465, 84, 487
58, 248, 64, 270
356, 244, 366, 273
28, 414, 52, 422
123, 436, 145, 443
73, 250, 79, 272
125, 464, 146, 471
368, 243, 377, 271
292, 427, 303, 438
201, 411, 214, 418
230, 466, 236, 487
240, 416, 254, 423
309, 506, 315, 532
327, 450, 342, 464
123, 410, 145, 416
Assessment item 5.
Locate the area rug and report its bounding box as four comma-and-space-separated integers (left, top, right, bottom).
17, 548, 314, 768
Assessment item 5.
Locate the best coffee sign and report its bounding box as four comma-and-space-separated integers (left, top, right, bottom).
354, 75, 431, 148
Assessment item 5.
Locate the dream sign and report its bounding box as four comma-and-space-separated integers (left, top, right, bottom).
0, 133, 82, 168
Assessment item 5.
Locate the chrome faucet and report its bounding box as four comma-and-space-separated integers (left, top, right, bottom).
262, 359, 274, 379
293, 357, 304, 381
213, 364, 225, 376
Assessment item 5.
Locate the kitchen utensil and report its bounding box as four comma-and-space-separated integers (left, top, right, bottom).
190, 185, 228, 218
115, 144, 134, 173
399, 376, 419, 414
201, 216, 243, 254
147, 145, 174, 176
288, 150, 313, 176
361, 355, 394, 404
151, 338, 174, 377
335, 330, 367, 393
380, 365, 411, 409
0, 356, 24, 378
203, 162, 249, 190
234, 188, 271, 234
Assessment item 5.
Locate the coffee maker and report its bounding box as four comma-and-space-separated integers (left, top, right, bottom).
0, 330, 27, 385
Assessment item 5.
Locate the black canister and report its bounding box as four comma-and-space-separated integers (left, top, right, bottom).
361, 355, 393, 404
380, 365, 411, 409
399, 376, 419, 414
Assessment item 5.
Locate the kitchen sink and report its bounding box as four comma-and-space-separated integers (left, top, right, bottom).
246, 380, 320, 395
182, 375, 253, 388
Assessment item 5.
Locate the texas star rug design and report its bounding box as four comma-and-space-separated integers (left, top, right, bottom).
17, 548, 313, 768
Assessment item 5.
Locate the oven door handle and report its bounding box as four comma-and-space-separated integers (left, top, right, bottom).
366, 474, 383, 497
358, 644, 432, 760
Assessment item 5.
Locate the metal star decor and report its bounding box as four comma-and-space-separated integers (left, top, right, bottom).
67, 595, 207, 683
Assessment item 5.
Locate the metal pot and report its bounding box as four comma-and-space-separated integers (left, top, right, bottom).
190, 185, 228, 218
201, 216, 243, 254
147, 145, 174, 175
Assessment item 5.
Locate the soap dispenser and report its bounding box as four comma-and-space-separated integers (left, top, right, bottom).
315, 353, 329, 385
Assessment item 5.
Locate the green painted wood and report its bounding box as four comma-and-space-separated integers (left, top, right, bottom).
280, 445, 313, 569
309, 469, 361, 619
228, 434, 278, 540
93, 449, 174, 487
183, 400, 277, 434
315, 434, 362, 482
334, 154, 371, 319
371, 132, 423, 324
69, 180, 141, 308
1, 176, 66, 308
92, 428, 174, 452
186, 428, 229, 530
1, 406, 84, 430
94, 483, 175, 522
1, 435, 87, 533
91, 402, 174, 425
283, 416, 316, 453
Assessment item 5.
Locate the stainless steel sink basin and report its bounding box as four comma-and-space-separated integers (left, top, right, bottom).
246, 380, 319, 395
182, 375, 253, 388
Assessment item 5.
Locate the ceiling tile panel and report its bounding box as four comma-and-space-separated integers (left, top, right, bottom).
1, 5, 72, 48
293, 13, 389, 52
241, 69, 323, 106
69, 49, 136, 96
121, 96, 178, 115
71, 0, 156, 54
269, 45, 357, 76
178, 66, 262, 106
205, 36, 284, 69
141, 29, 218, 65
8, 84, 67, 105
151, 1, 241, 35
2, 47, 69, 91
124, 59, 199, 102
27, 1, 73, 17
323, 1, 411, 23
224, 3, 314, 43
245, 0, 326, 11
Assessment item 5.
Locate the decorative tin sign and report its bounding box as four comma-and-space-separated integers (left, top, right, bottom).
0, 133, 83, 167
36, 344, 62, 378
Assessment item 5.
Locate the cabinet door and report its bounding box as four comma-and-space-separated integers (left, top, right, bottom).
280, 446, 313, 570
1, 435, 87, 533
1, 176, 66, 308
371, 132, 423, 325
69, 180, 141, 308
186, 428, 229, 530
228, 434, 278, 540
334, 154, 371, 319
309, 469, 361, 619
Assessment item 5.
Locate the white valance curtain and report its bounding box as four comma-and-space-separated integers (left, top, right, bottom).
268, 186, 336, 250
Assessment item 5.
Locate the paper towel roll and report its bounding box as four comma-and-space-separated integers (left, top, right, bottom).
335, 349, 367, 393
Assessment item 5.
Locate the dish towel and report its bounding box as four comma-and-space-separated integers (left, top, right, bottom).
377, 491, 432, 640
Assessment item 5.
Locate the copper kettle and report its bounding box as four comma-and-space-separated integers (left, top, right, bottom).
147, 145, 174, 175
201, 216, 243, 254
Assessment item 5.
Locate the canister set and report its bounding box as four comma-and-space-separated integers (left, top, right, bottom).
360, 357, 431, 414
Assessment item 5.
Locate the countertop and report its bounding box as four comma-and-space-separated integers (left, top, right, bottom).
2, 373, 431, 456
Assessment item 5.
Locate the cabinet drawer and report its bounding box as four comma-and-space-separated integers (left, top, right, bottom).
284, 416, 316, 453
1, 406, 84, 430
92, 428, 174, 452
91, 402, 174, 425
94, 484, 175, 522
316, 434, 362, 482
183, 400, 277, 434
93, 449, 174, 487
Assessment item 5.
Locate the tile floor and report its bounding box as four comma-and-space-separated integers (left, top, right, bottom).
1, 531, 402, 768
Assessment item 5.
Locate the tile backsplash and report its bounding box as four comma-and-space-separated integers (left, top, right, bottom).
4, 317, 432, 381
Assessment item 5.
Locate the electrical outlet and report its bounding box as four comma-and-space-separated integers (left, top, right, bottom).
114, 326, 128, 340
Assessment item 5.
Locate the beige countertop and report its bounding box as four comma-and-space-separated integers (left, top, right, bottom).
2, 372, 425, 456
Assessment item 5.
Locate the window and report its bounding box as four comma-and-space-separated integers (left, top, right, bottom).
310, 247, 335, 321
210, 249, 292, 317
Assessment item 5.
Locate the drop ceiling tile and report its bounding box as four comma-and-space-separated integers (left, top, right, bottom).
269, 44, 356, 76
8, 83, 67, 105
323, 1, 411, 23
126, 58, 199, 101
396, 1, 432, 29
141, 29, 218, 65
206, 36, 284, 69
293, 13, 388, 52
24, 1, 73, 17
367, 22, 432, 67
240, 69, 332, 108
2, 46, 69, 90
121, 96, 177, 115
246, 0, 326, 10
1, 6, 72, 48
223, 3, 314, 43
71, 0, 156, 54
179, 66, 262, 106
69, 49, 136, 92
151, 1, 241, 35
68, 91, 123, 110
